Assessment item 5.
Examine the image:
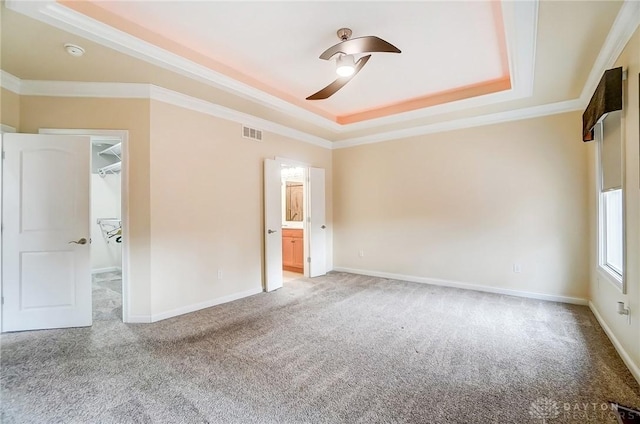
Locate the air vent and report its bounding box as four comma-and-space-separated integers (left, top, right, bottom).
242, 125, 263, 141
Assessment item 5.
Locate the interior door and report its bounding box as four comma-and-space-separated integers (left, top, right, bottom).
264, 158, 283, 291
2, 133, 92, 332
308, 167, 327, 277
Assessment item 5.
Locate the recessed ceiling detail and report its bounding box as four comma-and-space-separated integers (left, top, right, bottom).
54, 0, 512, 125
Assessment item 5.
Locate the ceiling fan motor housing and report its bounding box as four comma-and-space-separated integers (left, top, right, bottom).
337, 28, 352, 41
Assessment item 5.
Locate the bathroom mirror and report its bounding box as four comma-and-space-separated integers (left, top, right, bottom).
286, 181, 303, 221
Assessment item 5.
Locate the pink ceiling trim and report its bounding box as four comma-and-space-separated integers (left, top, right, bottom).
336, 77, 512, 125
58, 0, 511, 126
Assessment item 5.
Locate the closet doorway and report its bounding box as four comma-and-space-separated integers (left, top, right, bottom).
91, 137, 123, 321
40, 129, 130, 323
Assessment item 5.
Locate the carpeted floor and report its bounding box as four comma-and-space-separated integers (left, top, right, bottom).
2, 272, 639, 423
92, 271, 123, 322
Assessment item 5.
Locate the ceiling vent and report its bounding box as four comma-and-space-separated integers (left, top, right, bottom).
242, 125, 263, 141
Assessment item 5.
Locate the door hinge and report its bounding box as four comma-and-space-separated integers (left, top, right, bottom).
1, 151, 5, 160
307, 257, 311, 263
1, 297, 4, 305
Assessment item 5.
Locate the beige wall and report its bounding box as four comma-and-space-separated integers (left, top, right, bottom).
19, 96, 152, 318
588, 26, 640, 378
148, 100, 332, 317
14, 94, 333, 321
1, 88, 20, 130
333, 112, 590, 299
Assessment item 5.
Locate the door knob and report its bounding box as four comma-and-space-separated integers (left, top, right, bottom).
321, 225, 326, 229
267, 229, 277, 234
69, 238, 88, 245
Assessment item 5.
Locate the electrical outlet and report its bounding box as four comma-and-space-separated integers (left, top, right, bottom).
217, 269, 223, 280
358, 250, 364, 258
513, 263, 522, 273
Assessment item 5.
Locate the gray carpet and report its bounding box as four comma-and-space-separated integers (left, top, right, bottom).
92, 271, 123, 322
2, 272, 639, 423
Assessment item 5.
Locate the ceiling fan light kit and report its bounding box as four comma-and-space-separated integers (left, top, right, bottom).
335, 54, 356, 77
306, 28, 401, 101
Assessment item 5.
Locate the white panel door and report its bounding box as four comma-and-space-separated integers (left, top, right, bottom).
264, 159, 283, 291
2, 133, 92, 332
308, 167, 326, 277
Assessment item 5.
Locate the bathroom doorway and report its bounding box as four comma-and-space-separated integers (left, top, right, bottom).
264, 157, 326, 292
281, 165, 305, 283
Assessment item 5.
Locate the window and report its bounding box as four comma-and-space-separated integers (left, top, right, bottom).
596, 111, 624, 289
602, 189, 623, 276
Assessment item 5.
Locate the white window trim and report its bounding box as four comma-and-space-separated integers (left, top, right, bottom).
595, 120, 626, 293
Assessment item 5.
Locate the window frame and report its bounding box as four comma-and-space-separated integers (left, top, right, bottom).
595, 120, 626, 293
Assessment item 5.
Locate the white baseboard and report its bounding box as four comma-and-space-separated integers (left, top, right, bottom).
92, 266, 122, 274
125, 315, 151, 324
150, 286, 264, 323
332, 267, 589, 305
589, 301, 640, 385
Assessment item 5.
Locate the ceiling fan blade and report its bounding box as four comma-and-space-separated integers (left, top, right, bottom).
306, 55, 371, 100
319, 36, 400, 60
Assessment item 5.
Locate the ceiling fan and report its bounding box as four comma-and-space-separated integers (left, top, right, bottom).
306, 28, 401, 100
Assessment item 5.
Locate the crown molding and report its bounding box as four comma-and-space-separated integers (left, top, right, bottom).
149, 86, 333, 149
0, 70, 587, 150
5, 0, 539, 134
0, 70, 22, 94
579, 0, 640, 107
0, 70, 333, 149
332, 98, 583, 149
20, 79, 150, 98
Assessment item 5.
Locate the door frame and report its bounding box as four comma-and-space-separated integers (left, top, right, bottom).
274, 156, 329, 278
0, 125, 17, 332
39, 128, 131, 323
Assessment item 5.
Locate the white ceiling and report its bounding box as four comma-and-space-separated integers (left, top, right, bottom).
91, 1, 506, 117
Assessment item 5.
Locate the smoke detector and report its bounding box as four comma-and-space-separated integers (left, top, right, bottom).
64, 43, 85, 57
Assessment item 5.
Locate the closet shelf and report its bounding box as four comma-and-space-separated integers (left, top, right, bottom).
97, 218, 122, 244
98, 161, 121, 177
98, 142, 122, 160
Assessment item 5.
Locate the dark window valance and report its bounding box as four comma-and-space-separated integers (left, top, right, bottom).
582, 67, 623, 142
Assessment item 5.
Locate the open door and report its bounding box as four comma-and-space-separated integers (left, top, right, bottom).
264, 158, 283, 291
308, 167, 326, 277
2, 134, 92, 331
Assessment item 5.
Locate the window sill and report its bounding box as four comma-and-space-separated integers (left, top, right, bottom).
597, 265, 623, 292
